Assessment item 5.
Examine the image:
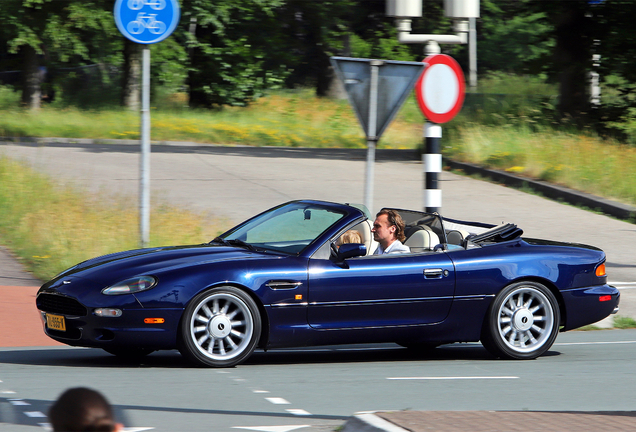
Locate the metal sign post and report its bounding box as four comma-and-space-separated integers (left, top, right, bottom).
387, 0, 478, 213
364, 60, 381, 212
414, 54, 465, 213
140, 47, 151, 244
114, 0, 180, 247
331, 57, 424, 213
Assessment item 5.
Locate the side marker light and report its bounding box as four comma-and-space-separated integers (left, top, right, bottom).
596, 263, 606, 277
599, 295, 612, 302
295, 295, 303, 300
144, 318, 165, 324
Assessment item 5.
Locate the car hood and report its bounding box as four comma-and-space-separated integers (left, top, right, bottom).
44, 244, 278, 288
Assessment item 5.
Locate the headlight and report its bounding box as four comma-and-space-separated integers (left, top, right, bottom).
102, 276, 157, 295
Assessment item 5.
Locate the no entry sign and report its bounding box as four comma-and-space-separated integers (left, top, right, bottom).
415, 54, 465, 124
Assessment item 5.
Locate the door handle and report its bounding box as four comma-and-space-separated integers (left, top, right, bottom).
423, 268, 446, 279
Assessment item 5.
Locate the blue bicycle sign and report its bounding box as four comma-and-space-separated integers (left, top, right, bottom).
128, 13, 167, 35
114, 0, 180, 44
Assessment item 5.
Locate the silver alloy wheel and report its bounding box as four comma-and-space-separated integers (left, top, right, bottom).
188, 291, 254, 361
495, 285, 555, 354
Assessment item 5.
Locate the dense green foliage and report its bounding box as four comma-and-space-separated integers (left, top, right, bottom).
1, 0, 636, 138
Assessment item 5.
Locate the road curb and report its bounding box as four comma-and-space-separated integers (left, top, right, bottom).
4, 136, 635, 221
445, 159, 636, 222
341, 413, 408, 432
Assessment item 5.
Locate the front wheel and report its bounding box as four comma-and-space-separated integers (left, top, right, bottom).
481, 281, 560, 360
179, 286, 261, 367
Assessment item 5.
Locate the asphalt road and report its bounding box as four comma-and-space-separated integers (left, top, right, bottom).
2, 329, 636, 431
1, 139, 635, 324
2, 139, 636, 430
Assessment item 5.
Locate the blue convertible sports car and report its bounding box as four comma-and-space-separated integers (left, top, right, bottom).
37, 200, 620, 367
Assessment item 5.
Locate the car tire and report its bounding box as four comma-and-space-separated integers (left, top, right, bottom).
103, 347, 155, 359
179, 286, 261, 367
481, 281, 560, 360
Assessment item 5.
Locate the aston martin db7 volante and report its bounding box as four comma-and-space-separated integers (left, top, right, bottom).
37, 200, 620, 367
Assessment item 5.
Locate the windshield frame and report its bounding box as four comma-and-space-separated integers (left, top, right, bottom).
217, 200, 363, 257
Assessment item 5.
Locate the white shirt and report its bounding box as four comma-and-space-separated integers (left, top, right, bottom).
373, 240, 411, 255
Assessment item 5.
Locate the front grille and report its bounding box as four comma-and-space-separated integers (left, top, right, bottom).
36, 293, 88, 316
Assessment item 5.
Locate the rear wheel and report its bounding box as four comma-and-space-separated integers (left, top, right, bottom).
481, 281, 560, 360
179, 286, 261, 367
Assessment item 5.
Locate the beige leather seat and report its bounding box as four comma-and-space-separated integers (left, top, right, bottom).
447, 230, 469, 246
404, 227, 439, 252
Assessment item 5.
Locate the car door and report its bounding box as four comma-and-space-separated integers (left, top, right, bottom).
307, 252, 455, 329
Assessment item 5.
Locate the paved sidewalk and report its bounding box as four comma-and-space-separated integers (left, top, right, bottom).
0, 246, 41, 287
0, 246, 57, 347
343, 410, 636, 432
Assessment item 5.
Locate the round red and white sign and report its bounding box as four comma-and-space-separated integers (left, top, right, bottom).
415, 54, 465, 124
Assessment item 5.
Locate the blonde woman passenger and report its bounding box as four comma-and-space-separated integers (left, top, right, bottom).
337, 230, 362, 248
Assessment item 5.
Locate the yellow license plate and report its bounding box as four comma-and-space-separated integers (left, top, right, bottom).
46, 314, 66, 332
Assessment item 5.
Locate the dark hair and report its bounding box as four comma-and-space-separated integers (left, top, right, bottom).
376, 209, 406, 242
48, 388, 117, 432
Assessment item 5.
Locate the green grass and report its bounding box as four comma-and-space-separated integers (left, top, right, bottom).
613, 315, 636, 329
0, 88, 423, 150
0, 156, 227, 280
446, 124, 636, 207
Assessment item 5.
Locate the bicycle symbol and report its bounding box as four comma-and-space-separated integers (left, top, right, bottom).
128, 0, 166, 10
127, 13, 166, 35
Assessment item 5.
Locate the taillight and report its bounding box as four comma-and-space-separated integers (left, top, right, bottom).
599, 295, 612, 302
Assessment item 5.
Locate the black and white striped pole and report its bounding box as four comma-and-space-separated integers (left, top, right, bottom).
388, 0, 474, 214
415, 53, 465, 214
424, 122, 442, 213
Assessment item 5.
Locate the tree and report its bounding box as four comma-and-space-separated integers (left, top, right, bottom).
182, 0, 290, 107
0, 0, 120, 110
478, 0, 554, 75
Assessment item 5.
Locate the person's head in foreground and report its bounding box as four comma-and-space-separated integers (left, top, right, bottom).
48, 387, 123, 432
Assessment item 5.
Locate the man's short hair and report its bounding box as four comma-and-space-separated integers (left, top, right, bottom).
376, 209, 406, 242
48, 387, 117, 432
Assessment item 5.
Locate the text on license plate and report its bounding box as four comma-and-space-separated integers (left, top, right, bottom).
46, 314, 66, 331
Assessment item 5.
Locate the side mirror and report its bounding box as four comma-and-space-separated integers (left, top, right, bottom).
337, 243, 367, 260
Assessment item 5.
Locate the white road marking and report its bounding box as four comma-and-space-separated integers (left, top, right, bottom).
387, 376, 519, 380
253, 390, 270, 394
9, 399, 30, 406
37, 422, 154, 431
608, 282, 636, 290
265, 397, 291, 405
233, 426, 309, 432
0, 390, 16, 394
286, 409, 312, 416
555, 340, 636, 346
24, 411, 46, 417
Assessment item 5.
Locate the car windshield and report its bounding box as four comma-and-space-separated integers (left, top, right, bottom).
220, 202, 347, 255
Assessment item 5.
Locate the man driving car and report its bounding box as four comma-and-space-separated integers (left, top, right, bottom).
371, 209, 410, 255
